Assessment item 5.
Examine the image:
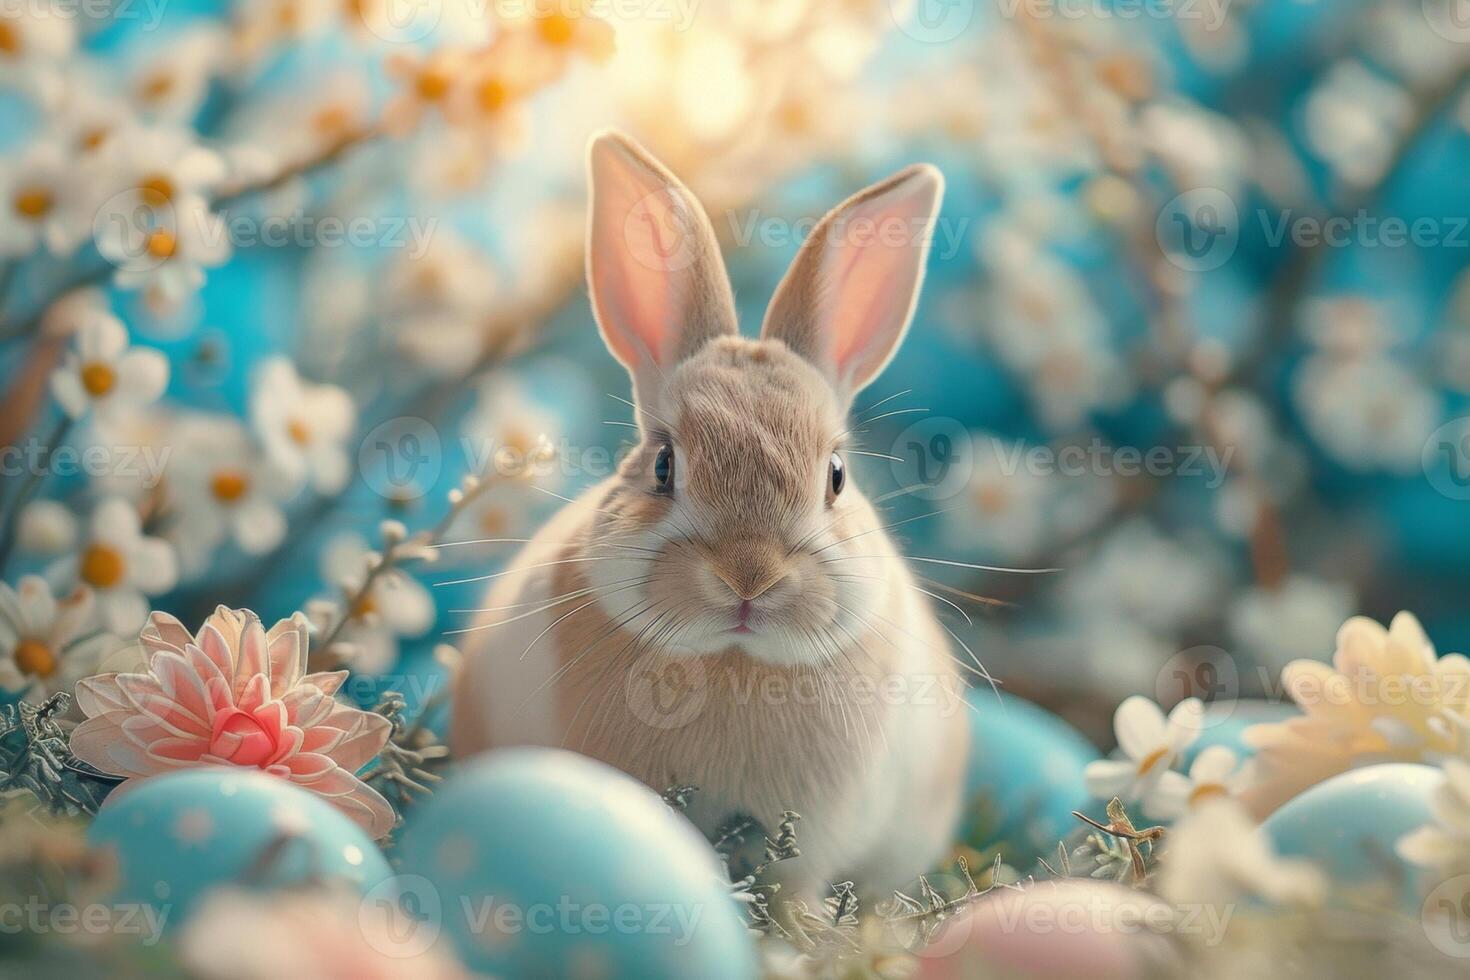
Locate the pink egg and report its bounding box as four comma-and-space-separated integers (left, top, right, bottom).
914, 880, 1179, 980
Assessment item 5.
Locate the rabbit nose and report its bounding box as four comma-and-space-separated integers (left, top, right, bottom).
710, 540, 788, 601
713, 565, 786, 601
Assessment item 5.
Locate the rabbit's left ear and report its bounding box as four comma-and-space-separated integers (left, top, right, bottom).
761, 165, 944, 404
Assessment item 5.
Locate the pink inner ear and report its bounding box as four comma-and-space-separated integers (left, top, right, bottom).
814, 174, 940, 392
589, 171, 682, 367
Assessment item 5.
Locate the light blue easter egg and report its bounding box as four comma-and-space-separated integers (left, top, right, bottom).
962, 691, 1100, 865
397, 748, 757, 980
1181, 699, 1299, 768
1263, 763, 1442, 909
87, 768, 391, 926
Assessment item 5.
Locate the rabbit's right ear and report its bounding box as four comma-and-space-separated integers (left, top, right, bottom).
586, 130, 736, 401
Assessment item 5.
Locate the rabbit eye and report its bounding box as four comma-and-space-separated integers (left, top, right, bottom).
654, 443, 675, 491
828, 452, 845, 498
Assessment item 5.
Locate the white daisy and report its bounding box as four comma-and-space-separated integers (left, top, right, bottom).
0, 7, 75, 101
93, 124, 227, 215
165, 415, 296, 576
1145, 745, 1250, 820
124, 24, 227, 124
249, 358, 356, 495
1157, 798, 1326, 909
1084, 695, 1204, 804
97, 194, 232, 305
0, 576, 112, 704
316, 533, 434, 674
1398, 758, 1470, 879
49, 498, 178, 635
49, 311, 169, 421
50, 73, 138, 159
460, 375, 561, 485
15, 500, 78, 556
0, 141, 88, 257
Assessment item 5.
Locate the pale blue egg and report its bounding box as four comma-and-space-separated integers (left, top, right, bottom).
87, 768, 391, 927
1181, 699, 1299, 768
962, 691, 1099, 865
1262, 763, 1442, 909
397, 747, 757, 979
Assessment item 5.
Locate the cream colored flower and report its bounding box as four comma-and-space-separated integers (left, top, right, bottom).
49, 311, 169, 421
1243, 611, 1470, 817
1398, 759, 1470, 881
0, 141, 88, 257
313, 534, 433, 674
1157, 799, 1326, 909
1146, 745, 1250, 820
166, 415, 296, 576
48, 498, 178, 635
1085, 696, 1204, 806
0, 576, 112, 704
249, 358, 356, 495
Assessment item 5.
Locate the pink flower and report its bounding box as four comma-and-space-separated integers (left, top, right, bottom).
70, 606, 396, 838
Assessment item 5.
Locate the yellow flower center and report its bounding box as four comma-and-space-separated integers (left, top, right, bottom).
80, 362, 116, 397
415, 65, 452, 102
146, 228, 177, 259
138, 174, 175, 207
536, 13, 577, 46
0, 23, 18, 55
12, 185, 53, 220
80, 544, 126, 589
14, 639, 57, 678
138, 71, 175, 103
311, 104, 354, 138
210, 469, 250, 503
477, 77, 510, 114
80, 127, 110, 152
776, 100, 809, 134
351, 594, 378, 620
287, 418, 312, 445
1188, 783, 1229, 806
1135, 745, 1169, 776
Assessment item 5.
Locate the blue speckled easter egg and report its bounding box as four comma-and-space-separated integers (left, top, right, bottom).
962, 691, 1100, 865
87, 768, 391, 927
397, 747, 757, 980
1181, 699, 1299, 767
1263, 763, 1441, 909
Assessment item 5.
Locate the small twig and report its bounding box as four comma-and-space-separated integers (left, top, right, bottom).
1072, 798, 1166, 882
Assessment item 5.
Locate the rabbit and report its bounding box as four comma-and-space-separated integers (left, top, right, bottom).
450, 129, 969, 898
